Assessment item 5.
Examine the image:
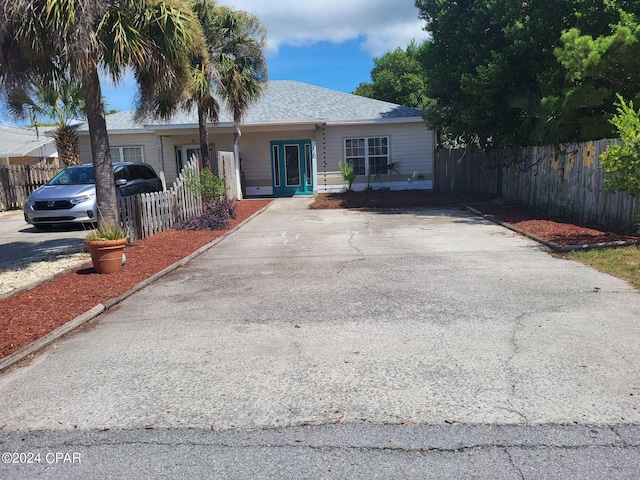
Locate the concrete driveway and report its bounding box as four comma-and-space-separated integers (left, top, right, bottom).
0, 209, 88, 269
1, 198, 639, 478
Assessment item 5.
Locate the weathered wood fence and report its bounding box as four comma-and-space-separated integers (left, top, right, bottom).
435, 140, 639, 231
0, 164, 58, 211
119, 151, 238, 241
217, 151, 240, 200
434, 148, 498, 194
119, 156, 203, 241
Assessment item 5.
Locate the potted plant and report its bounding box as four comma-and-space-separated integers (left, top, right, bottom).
85, 225, 127, 274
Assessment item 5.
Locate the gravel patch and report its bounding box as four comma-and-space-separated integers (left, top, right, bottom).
0, 248, 90, 296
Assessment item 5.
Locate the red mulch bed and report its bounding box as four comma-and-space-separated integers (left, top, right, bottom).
0, 200, 271, 360
309, 190, 495, 209
473, 201, 638, 247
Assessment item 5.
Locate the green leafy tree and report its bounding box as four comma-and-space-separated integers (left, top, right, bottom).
0, 0, 204, 229
414, 0, 633, 148
354, 40, 430, 109
187, 1, 268, 171
600, 95, 640, 196
547, 12, 640, 140
7, 77, 85, 166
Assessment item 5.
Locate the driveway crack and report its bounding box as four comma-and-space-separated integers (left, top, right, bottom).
506, 448, 526, 480
499, 313, 530, 425
348, 232, 365, 258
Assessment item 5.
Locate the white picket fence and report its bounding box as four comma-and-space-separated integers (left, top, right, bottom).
119, 157, 204, 242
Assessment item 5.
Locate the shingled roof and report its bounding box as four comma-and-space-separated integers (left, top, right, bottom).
82, 80, 424, 133
0, 126, 57, 157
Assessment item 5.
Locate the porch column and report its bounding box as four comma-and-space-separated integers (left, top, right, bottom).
233, 129, 243, 200
311, 140, 318, 196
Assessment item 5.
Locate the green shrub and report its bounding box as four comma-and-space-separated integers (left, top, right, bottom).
600, 95, 640, 196
185, 169, 226, 204
339, 160, 357, 191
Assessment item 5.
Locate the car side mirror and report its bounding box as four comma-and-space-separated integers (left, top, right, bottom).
115, 178, 128, 187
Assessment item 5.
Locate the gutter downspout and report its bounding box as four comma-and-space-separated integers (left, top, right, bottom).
233, 126, 243, 200
157, 135, 167, 191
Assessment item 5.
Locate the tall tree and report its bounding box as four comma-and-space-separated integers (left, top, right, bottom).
354, 40, 430, 110
7, 77, 85, 166
414, 0, 632, 148
188, 0, 267, 171
0, 0, 204, 229
546, 11, 640, 140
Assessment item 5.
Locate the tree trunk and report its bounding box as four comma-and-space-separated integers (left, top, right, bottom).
198, 105, 211, 171
55, 125, 81, 166
83, 60, 118, 229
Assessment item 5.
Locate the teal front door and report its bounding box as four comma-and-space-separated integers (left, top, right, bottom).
271, 140, 313, 196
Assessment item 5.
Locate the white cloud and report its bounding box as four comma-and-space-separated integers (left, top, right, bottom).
218, 0, 429, 56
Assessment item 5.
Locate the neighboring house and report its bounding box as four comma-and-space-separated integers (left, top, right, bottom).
76, 81, 435, 197
0, 126, 58, 166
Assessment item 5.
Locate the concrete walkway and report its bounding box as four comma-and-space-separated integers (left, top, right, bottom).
1, 198, 639, 478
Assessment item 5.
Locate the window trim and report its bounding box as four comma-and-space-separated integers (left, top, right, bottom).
110, 146, 144, 163
343, 136, 390, 176
177, 144, 215, 173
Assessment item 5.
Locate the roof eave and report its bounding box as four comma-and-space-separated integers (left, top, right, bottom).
75, 117, 428, 134
77, 128, 156, 135
0, 141, 57, 157
326, 117, 427, 126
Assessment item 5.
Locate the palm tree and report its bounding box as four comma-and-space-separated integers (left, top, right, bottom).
0, 0, 205, 229
7, 77, 85, 166
188, 0, 268, 172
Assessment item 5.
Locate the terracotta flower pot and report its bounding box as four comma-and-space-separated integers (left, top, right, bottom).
85, 238, 127, 274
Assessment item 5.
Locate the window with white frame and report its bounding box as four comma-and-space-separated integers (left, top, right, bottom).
110, 146, 144, 163
344, 137, 389, 175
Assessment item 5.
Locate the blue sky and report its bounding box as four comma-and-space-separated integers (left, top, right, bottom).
101, 38, 380, 114
2, 1, 429, 122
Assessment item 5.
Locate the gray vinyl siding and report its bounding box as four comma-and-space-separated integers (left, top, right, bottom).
78, 132, 160, 174
322, 122, 433, 181
79, 120, 433, 192
161, 133, 235, 183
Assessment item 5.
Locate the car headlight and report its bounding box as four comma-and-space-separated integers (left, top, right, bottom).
25, 197, 34, 208
70, 194, 95, 205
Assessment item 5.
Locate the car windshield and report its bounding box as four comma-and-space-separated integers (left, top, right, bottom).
48, 166, 95, 185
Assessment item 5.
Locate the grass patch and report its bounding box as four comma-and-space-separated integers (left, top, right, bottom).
567, 245, 640, 289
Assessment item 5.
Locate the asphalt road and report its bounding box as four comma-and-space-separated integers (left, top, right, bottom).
1, 198, 639, 478
0, 210, 88, 269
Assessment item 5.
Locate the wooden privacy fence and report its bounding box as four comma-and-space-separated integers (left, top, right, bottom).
502, 140, 638, 231
217, 151, 240, 200
434, 148, 497, 194
434, 140, 639, 232
0, 164, 58, 211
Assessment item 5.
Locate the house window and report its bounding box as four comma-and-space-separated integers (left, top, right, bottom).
344, 137, 389, 175
176, 145, 215, 174
110, 146, 143, 163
